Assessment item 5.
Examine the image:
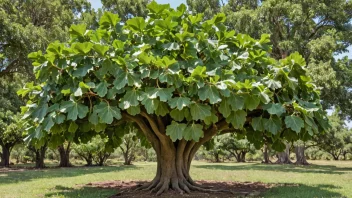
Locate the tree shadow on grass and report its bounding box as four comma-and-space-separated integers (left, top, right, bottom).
43, 183, 345, 198
0, 165, 141, 185
193, 163, 352, 175
264, 183, 345, 198
44, 185, 116, 198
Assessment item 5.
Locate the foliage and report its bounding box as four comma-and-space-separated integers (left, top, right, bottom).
0, 0, 92, 76
118, 124, 142, 165
314, 110, 352, 160
102, 0, 150, 22
0, 112, 24, 148
73, 135, 111, 166
19, 2, 328, 162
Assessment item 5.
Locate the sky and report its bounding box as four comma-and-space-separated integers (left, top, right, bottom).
88, 0, 352, 127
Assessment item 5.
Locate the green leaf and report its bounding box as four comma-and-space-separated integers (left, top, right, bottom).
184, 124, 204, 142
95, 82, 109, 97
264, 116, 282, 135
72, 42, 93, 54
166, 121, 187, 142
60, 101, 88, 121
68, 122, 79, 133
272, 140, 286, 152
285, 115, 304, 133
170, 109, 186, 121
226, 110, 247, 129
168, 97, 191, 110
119, 90, 140, 109
100, 11, 120, 28
93, 44, 109, 56
244, 95, 260, 110
147, 1, 170, 14
163, 42, 180, 51
127, 105, 141, 116
69, 24, 86, 37
155, 102, 169, 116
145, 87, 174, 102
228, 94, 244, 110
263, 103, 286, 116
251, 117, 264, 131
204, 112, 218, 125
32, 104, 48, 122
198, 85, 221, 104
141, 98, 159, 114
218, 98, 231, 118
42, 117, 54, 132
191, 66, 207, 78
94, 102, 121, 124
265, 79, 282, 89
190, 103, 211, 121
126, 17, 146, 32
73, 64, 93, 77
89, 113, 99, 125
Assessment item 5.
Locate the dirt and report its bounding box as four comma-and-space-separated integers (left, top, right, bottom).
83, 180, 274, 198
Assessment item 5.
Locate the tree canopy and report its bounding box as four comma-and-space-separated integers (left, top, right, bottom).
19, 1, 329, 194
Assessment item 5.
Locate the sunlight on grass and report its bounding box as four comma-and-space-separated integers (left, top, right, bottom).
0, 160, 351, 198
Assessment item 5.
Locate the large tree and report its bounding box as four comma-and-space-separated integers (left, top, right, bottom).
19, 2, 329, 195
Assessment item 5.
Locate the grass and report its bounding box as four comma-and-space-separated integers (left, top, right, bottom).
0, 160, 351, 198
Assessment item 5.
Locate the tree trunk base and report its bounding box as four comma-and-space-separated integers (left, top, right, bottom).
294, 145, 309, 165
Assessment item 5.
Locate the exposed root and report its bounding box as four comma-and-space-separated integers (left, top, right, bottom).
156, 181, 169, 196
150, 180, 164, 193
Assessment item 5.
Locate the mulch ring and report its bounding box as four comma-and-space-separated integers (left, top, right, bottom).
82, 180, 279, 197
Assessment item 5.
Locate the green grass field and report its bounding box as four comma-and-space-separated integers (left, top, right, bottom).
0, 160, 351, 198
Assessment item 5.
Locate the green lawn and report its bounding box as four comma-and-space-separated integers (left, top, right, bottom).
0, 160, 351, 198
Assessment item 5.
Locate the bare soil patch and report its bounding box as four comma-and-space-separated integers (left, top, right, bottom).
84, 180, 274, 197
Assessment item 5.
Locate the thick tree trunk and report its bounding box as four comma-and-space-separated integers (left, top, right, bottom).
294, 145, 309, 165
35, 146, 47, 168
239, 151, 247, 162
84, 154, 93, 166
125, 113, 227, 195
275, 143, 292, 164
0, 145, 11, 167
58, 143, 71, 167
262, 144, 271, 163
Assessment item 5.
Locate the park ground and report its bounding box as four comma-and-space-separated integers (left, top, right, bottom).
0, 160, 351, 198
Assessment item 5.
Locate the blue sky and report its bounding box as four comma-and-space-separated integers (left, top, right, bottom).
88, 0, 352, 127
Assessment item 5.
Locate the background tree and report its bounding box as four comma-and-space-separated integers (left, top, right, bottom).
102, 0, 150, 22
119, 124, 141, 165
20, 2, 329, 195
73, 135, 111, 166
0, 0, 92, 77
0, 113, 24, 167
314, 110, 350, 160
219, 134, 254, 162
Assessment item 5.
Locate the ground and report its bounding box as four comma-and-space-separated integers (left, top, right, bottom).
0, 160, 351, 198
